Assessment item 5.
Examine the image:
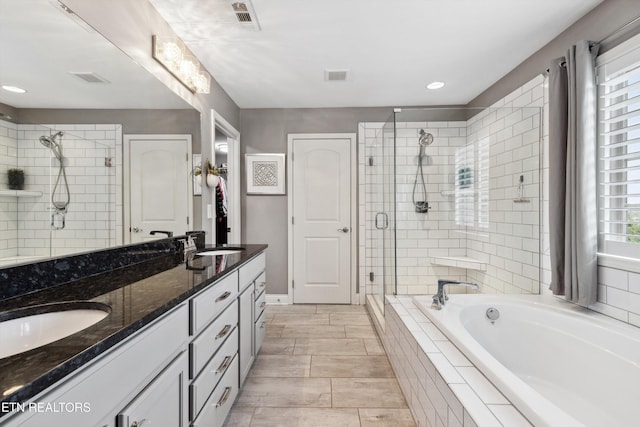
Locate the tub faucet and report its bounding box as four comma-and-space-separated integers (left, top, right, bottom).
431, 280, 479, 310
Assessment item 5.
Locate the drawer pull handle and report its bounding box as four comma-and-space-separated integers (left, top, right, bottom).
215, 355, 233, 374
215, 387, 232, 408
260, 302, 266, 309
215, 291, 232, 302
216, 324, 232, 340
257, 282, 266, 289
131, 420, 147, 427
260, 321, 266, 328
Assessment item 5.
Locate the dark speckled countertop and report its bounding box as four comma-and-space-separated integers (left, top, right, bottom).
0, 243, 267, 417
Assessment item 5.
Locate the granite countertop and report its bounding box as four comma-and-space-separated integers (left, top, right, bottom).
0, 244, 267, 415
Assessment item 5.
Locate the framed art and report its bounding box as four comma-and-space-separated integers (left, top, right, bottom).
246, 153, 286, 195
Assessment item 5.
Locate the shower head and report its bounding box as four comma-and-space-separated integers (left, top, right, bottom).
39, 131, 64, 159
418, 129, 434, 146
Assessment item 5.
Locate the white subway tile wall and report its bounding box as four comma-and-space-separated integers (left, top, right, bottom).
0, 122, 121, 260
359, 75, 543, 297
0, 120, 20, 259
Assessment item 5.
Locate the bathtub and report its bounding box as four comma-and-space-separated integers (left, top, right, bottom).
412, 294, 640, 427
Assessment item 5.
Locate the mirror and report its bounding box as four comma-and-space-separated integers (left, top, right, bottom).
0, 0, 199, 266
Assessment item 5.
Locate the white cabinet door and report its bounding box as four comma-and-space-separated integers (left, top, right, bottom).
238, 284, 254, 386
291, 136, 352, 303
117, 351, 189, 427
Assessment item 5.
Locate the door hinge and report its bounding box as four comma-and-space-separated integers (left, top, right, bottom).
291, 153, 294, 161
187, 216, 190, 225
369, 272, 374, 282
292, 280, 295, 288
291, 216, 294, 225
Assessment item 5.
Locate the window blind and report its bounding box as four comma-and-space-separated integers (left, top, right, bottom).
598, 42, 640, 257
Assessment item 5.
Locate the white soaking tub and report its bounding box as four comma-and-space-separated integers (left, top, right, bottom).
412, 294, 640, 427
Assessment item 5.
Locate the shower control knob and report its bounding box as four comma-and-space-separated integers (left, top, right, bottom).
338, 227, 349, 233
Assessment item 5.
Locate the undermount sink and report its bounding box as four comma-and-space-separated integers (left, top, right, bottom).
197, 247, 245, 256
0, 302, 111, 359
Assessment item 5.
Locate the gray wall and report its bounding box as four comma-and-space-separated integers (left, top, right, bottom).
469, 0, 640, 108
240, 107, 393, 295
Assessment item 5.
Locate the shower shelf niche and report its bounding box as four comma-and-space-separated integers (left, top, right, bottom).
0, 190, 43, 198
430, 256, 487, 271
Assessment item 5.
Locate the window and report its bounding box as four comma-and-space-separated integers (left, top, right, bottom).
597, 34, 640, 259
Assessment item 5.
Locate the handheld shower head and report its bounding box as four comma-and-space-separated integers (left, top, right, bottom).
418, 129, 434, 146
39, 131, 64, 160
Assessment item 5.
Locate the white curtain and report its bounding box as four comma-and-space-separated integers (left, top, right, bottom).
548, 40, 599, 306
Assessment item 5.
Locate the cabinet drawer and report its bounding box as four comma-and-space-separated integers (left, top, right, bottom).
190, 271, 238, 336
254, 288, 266, 319
238, 252, 265, 291
191, 355, 239, 427
117, 351, 188, 427
190, 328, 238, 421
190, 300, 238, 378
254, 272, 266, 299
254, 309, 266, 356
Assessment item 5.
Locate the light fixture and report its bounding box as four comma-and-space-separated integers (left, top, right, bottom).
152, 35, 211, 94
1, 85, 27, 94
215, 142, 229, 154
426, 81, 445, 90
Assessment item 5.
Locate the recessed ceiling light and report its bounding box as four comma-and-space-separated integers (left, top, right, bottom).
426, 81, 445, 90
1, 85, 27, 94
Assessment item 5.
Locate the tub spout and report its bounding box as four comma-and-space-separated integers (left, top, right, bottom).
432, 280, 479, 309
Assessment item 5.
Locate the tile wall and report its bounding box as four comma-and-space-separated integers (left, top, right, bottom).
0, 120, 121, 260
359, 76, 544, 297
0, 120, 19, 259
383, 296, 531, 427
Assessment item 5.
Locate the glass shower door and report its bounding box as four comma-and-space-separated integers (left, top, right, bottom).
365, 116, 396, 315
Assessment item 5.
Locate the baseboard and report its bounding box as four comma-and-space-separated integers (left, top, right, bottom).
265, 294, 289, 305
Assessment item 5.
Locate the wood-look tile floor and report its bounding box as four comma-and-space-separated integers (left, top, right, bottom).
225, 304, 416, 427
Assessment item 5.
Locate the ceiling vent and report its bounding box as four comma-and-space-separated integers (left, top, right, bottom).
229, 1, 261, 30
69, 72, 110, 84
325, 69, 349, 82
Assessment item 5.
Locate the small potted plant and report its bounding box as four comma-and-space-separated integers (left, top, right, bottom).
7, 168, 24, 190
205, 160, 219, 187
191, 165, 203, 185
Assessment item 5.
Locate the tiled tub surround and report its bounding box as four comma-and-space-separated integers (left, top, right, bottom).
383, 297, 531, 427
0, 120, 121, 261
0, 239, 266, 418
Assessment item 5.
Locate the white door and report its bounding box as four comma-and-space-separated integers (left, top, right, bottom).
127, 135, 192, 243
291, 135, 353, 304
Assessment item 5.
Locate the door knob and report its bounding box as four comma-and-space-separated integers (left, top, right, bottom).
338, 227, 349, 233
131, 227, 143, 233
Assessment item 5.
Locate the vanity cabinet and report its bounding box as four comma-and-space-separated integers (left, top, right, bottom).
1, 249, 267, 427
116, 351, 189, 427
188, 271, 239, 427
6, 304, 188, 427
238, 254, 266, 387
238, 283, 255, 386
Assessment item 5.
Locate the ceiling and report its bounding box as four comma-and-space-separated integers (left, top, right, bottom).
149, 0, 604, 109
0, 0, 191, 110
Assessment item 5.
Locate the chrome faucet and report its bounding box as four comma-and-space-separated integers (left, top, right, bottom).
431, 279, 479, 310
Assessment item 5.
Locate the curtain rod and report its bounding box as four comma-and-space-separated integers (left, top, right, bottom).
545, 14, 640, 73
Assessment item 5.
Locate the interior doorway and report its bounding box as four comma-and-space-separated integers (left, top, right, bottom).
287, 133, 357, 304
212, 110, 241, 245
124, 134, 192, 244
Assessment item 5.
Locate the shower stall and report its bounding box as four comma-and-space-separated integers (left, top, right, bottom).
0, 123, 119, 265
362, 107, 544, 318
